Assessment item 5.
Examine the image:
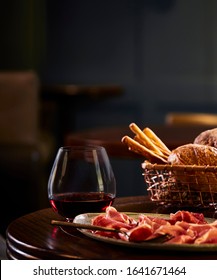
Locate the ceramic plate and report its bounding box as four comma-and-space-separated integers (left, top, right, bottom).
72, 212, 217, 252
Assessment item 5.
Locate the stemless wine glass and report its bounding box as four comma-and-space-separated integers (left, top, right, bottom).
48, 145, 116, 221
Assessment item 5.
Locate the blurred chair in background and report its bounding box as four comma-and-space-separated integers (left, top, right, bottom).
0, 71, 55, 235
165, 112, 217, 126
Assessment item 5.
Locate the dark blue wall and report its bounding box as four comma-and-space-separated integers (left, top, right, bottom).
41, 0, 217, 128
39, 1, 217, 196
2, 0, 217, 196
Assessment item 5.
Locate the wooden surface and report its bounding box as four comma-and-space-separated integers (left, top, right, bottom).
6, 196, 217, 260
64, 125, 215, 158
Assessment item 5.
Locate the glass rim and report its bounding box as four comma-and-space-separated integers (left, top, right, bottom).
58, 145, 106, 152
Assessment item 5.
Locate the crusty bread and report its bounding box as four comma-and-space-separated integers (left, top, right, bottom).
167, 143, 217, 192
194, 128, 217, 148
167, 143, 217, 166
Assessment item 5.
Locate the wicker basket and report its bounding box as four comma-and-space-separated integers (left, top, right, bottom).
142, 162, 217, 209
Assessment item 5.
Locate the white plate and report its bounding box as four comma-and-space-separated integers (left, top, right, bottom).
73, 212, 217, 252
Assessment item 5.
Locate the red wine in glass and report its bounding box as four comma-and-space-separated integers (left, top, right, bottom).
50, 192, 115, 220
48, 146, 116, 221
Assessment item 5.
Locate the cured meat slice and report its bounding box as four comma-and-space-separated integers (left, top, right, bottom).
105, 206, 136, 225
91, 207, 217, 244
170, 210, 207, 224
92, 215, 134, 230
195, 228, 217, 244
155, 223, 187, 238
92, 207, 137, 231
166, 234, 195, 244
127, 225, 153, 242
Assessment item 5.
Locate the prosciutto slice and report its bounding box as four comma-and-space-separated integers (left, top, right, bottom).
91, 206, 137, 238
170, 210, 207, 224
91, 206, 217, 244
195, 228, 217, 244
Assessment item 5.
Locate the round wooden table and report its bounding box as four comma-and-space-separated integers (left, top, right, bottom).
6, 196, 217, 260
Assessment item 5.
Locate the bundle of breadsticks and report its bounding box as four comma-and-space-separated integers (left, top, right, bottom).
122, 123, 217, 195
121, 123, 171, 163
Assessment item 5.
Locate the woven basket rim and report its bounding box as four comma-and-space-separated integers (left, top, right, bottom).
142, 162, 217, 172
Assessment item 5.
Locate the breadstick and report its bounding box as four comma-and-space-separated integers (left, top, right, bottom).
129, 123, 163, 155
121, 136, 168, 163
133, 135, 167, 158
143, 127, 171, 155
129, 123, 169, 158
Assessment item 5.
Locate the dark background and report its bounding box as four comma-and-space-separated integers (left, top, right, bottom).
2, 0, 217, 129
1, 0, 217, 233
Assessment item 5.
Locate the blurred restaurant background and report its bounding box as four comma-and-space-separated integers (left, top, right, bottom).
1, 0, 217, 235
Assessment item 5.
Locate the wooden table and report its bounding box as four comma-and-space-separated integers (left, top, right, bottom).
6, 196, 217, 260
64, 125, 215, 159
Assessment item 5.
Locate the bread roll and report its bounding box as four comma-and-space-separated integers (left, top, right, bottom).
194, 128, 217, 148
167, 144, 217, 192
167, 143, 217, 166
